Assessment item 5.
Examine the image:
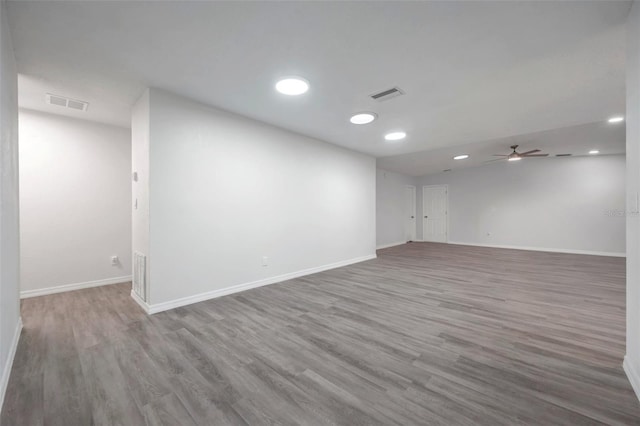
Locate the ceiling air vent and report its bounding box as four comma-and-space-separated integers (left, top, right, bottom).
370, 86, 404, 102
46, 94, 67, 107
46, 93, 89, 112
67, 99, 89, 111
555, 154, 572, 157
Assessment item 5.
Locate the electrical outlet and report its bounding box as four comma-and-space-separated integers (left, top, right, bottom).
111, 256, 119, 266
262, 256, 269, 267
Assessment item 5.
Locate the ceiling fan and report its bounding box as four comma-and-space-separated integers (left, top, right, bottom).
487, 145, 549, 162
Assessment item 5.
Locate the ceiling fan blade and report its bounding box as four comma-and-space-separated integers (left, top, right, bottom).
519, 149, 540, 156
483, 158, 505, 163
492, 154, 509, 157
522, 153, 549, 157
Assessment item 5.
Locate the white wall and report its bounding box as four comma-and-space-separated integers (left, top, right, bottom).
131, 89, 150, 300
376, 169, 416, 248
0, 0, 21, 410
625, 0, 640, 401
19, 110, 132, 295
416, 155, 625, 255
140, 88, 376, 307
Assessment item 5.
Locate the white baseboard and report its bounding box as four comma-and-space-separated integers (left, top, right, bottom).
624, 356, 640, 402
447, 241, 625, 258
130, 289, 151, 314
376, 241, 407, 250
143, 254, 376, 314
0, 317, 23, 413
20, 275, 133, 299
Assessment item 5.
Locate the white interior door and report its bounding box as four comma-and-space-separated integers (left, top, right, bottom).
423, 185, 448, 242
405, 185, 416, 242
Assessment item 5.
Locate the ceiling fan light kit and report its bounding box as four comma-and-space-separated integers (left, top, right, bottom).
487, 144, 549, 163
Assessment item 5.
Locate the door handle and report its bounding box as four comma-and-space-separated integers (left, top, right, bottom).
424, 216, 428, 218
411, 216, 414, 219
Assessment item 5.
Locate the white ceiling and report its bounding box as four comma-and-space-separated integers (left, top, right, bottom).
7, 1, 630, 163
377, 120, 626, 176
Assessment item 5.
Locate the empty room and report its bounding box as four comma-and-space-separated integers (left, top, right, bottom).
1, 1, 640, 425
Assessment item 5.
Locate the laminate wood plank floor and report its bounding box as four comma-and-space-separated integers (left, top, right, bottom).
2, 242, 639, 425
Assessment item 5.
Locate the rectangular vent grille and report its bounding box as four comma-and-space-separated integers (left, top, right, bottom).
133, 252, 147, 302
46, 93, 89, 111
370, 86, 404, 102
67, 100, 87, 111
48, 95, 67, 107
555, 154, 572, 157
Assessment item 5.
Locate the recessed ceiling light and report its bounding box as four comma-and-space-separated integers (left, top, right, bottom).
350, 112, 377, 125
453, 154, 469, 160
275, 77, 309, 95
384, 131, 406, 141
508, 157, 522, 162
589, 150, 600, 154
608, 116, 624, 123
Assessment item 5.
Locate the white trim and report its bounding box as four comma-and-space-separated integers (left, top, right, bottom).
20, 275, 133, 299
376, 241, 407, 250
624, 356, 640, 402
0, 317, 23, 413
130, 289, 151, 314
447, 241, 625, 257
145, 254, 377, 314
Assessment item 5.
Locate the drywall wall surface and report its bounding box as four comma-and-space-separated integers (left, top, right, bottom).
417, 155, 625, 254
132, 89, 150, 300
147, 88, 376, 305
0, 0, 21, 410
19, 110, 132, 293
625, 0, 640, 401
